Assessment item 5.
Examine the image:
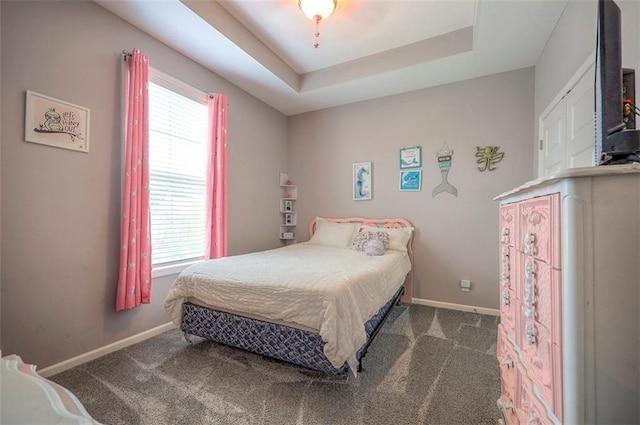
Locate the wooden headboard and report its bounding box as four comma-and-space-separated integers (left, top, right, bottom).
308, 217, 414, 303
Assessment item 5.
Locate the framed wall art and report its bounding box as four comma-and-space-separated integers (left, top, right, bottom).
399, 146, 422, 169
353, 162, 372, 201
24, 90, 90, 153
400, 170, 422, 191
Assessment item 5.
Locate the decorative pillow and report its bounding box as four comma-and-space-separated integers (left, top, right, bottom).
308, 217, 360, 248
364, 239, 385, 256
360, 225, 414, 253
352, 230, 389, 252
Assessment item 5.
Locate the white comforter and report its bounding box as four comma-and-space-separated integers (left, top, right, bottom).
164, 243, 411, 371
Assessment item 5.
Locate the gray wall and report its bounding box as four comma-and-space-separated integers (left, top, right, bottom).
0, 1, 288, 368
288, 68, 535, 310
534, 0, 640, 169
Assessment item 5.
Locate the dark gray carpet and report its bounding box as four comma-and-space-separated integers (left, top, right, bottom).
50, 304, 501, 425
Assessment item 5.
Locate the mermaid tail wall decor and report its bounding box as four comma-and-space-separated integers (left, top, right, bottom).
432, 168, 458, 197
432, 147, 458, 197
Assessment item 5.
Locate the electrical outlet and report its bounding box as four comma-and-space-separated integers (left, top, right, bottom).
460, 279, 471, 292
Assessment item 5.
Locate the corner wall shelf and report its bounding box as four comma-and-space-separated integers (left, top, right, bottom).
279, 172, 297, 244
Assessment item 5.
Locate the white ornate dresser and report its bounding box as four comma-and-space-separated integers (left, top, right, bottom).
494, 164, 640, 425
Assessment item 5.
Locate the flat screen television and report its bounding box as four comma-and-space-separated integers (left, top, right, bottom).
597, 0, 640, 164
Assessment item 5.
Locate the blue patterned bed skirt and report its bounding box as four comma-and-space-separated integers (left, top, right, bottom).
181, 286, 403, 374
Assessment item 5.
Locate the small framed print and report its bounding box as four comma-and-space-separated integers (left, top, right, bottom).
353, 162, 372, 201
285, 213, 293, 225
399, 146, 421, 169
24, 90, 90, 153
400, 170, 422, 191
284, 200, 293, 212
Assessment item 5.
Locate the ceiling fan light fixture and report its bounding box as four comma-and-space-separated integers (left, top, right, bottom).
298, 0, 337, 48
298, 0, 337, 22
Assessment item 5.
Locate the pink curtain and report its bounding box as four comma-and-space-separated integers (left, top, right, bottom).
116, 49, 151, 311
205, 94, 228, 259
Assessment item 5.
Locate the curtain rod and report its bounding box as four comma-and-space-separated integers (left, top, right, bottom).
123, 50, 227, 105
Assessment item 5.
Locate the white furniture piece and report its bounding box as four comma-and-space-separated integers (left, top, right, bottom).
538, 60, 596, 177
495, 164, 640, 425
1, 353, 101, 424
279, 172, 297, 243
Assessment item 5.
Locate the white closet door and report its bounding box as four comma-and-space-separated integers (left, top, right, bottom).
540, 97, 566, 176
538, 62, 596, 177
565, 64, 596, 168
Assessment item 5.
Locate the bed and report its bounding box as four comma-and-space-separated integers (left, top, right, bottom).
164, 217, 414, 375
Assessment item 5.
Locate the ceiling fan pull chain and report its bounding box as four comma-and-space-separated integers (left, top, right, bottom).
314, 19, 320, 49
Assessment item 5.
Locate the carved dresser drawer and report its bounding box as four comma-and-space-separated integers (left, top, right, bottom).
500, 203, 517, 247
496, 167, 640, 425
518, 317, 562, 420
517, 194, 561, 269
518, 257, 561, 346
517, 362, 554, 425
497, 325, 520, 425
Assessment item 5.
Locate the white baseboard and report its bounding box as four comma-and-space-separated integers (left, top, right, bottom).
412, 297, 500, 316
37, 300, 497, 377
38, 322, 176, 378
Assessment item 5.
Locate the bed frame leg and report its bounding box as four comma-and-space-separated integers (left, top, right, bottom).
397, 287, 405, 306
354, 286, 404, 374
183, 332, 194, 343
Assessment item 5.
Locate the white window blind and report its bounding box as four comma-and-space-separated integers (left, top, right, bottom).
148, 75, 208, 267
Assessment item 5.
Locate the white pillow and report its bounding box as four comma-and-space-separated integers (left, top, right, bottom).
360, 225, 414, 253
309, 218, 360, 248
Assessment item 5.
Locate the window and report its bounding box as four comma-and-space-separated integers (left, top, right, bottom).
148, 70, 208, 275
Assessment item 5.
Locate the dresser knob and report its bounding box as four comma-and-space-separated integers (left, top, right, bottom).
501, 227, 510, 243
502, 289, 510, 306
525, 321, 537, 345
524, 232, 536, 255
501, 247, 510, 285
523, 258, 536, 318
